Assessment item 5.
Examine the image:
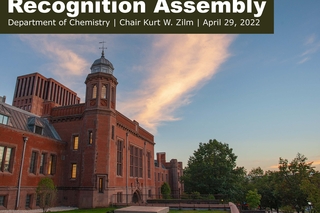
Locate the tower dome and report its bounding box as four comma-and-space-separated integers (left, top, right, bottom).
90, 50, 114, 75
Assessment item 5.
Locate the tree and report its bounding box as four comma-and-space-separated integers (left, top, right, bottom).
161, 182, 171, 199
301, 172, 320, 213
247, 168, 281, 212
246, 189, 261, 209
181, 139, 246, 201
36, 177, 57, 212
277, 153, 315, 213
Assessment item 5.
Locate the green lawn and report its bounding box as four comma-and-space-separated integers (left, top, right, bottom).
57, 208, 228, 213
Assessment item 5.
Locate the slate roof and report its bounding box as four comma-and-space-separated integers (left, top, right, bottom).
154, 160, 167, 169
0, 101, 61, 140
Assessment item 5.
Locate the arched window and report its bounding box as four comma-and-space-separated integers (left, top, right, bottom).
92, 85, 97, 99
101, 85, 107, 99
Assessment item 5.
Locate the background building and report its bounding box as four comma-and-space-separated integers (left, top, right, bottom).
0, 51, 183, 210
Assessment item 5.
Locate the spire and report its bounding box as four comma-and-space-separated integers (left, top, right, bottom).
91, 42, 114, 74
99, 41, 107, 57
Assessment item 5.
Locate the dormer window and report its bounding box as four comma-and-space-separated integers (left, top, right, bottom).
0, 114, 8, 125
92, 85, 97, 99
27, 117, 43, 135
34, 126, 43, 135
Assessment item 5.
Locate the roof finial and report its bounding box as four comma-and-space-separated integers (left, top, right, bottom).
99, 41, 107, 57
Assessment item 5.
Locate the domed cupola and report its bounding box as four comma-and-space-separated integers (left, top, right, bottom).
90, 50, 114, 75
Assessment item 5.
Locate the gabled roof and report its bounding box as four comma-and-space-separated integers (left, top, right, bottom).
0, 101, 61, 140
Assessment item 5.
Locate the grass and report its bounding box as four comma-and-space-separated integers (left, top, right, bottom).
57, 208, 228, 213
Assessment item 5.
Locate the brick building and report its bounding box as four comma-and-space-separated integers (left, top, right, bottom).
0, 51, 183, 210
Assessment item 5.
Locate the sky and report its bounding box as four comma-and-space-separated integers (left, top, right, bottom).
0, 1, 320, 172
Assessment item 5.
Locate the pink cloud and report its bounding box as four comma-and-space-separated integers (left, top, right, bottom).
118, 34, 236, 133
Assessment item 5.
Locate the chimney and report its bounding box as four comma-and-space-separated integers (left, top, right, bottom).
0, 95, 6, 103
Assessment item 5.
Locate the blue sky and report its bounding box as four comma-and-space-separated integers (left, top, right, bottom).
0, 1, 320, 172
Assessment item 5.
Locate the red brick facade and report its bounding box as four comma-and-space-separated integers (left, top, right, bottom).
0, 53, 183, 210
0, 124, 65, 210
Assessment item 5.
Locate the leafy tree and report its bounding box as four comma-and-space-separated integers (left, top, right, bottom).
161, 182, 171, 199
36, 177, 57, 212
247, 168, 281, 212
277, 153, 315, 213
246, 189, 261, 209
260, 170, 282, 212
301, 172, 320, 213
181, 139, 246, 201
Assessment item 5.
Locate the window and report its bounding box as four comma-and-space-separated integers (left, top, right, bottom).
138, 149, 142, 177
116, 192, 122, 203
36, 194, 40, 207
88, 131, 93, 144
148, 190, 152, 198
25, 194, 31, 208
47, 154, 56, 175
29, 151, 37, 174
129, 145, 143, 178
0, 114, 9, 125
98, 178, 104, 193
111, 87, 115, 103
73, 135, 79, 150
147, 152, 151, 178
71, 163, 77, 179
0, 146, 13, 172
92, 85, 97, 99
34, 126, 43, 135
101, 85, 107, 99
39, 153, 46, 174
117, 140, 123, 176
0, 195, 5, 207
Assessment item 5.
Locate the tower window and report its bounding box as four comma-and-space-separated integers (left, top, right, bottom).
88, 131, 93, 144
98, 178, 104, 193
73, 135, 79, 150
111, 125, 114, 140
71, 163, 77, 179
92, 85, 97, 99
101, 85, 107, 99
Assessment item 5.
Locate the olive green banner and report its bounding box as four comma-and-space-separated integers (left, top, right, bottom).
1, 0, 274, 33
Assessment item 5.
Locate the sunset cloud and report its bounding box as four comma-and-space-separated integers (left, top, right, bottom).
118, 34, 236, 133
19, 34, 236, 133
19, 35, 90, 78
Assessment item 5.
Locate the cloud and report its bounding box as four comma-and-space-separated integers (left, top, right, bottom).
268, 159, 320, 171
18, 34, 111, 99
18, 34, 236, 133
298, 34, 320, 64
19, 35, 90, 77
118, 34, 236, 133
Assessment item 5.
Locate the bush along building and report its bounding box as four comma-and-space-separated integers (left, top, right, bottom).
0, 50, 183, 210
